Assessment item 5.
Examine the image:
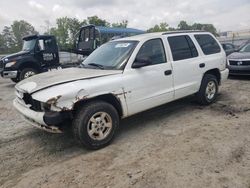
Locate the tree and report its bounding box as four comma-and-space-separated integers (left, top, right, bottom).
176, 21, 218, 36
49, 17, 86, 50
200, 24, 218, 36
11, 20, 38, 50
50, 17, 70, 50
87, 16, 110, 27
1, 26, 16, 53
178, 20, 191, 30
112, 20, 128, 28
0, 34, 5, 53
147, 22, 169, 32
67, 18, 86, 45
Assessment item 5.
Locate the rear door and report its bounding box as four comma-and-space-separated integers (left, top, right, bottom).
124, 38, 174, 115
167, 35, 203, 99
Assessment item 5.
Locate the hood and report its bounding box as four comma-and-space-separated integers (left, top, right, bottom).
16, 67, 123, 93
228, 52, 250, 60
2, 51, 30, 62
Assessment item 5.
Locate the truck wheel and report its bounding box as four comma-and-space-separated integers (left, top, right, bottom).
196, 74, 218, 105
72, 100, 119, 150
11, 78, 19, 83
19, 68, 37, 80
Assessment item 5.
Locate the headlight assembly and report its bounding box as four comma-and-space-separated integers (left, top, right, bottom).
5, 61, 16, 68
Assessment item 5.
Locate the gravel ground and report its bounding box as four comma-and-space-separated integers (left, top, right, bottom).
0, 76, 250, 188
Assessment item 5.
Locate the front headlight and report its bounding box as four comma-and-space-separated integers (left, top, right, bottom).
5, 61, 16, 68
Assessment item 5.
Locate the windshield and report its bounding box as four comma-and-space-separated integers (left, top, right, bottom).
22, 39, 36, 51
239, 43, 250, 53
82, 40, 138, 70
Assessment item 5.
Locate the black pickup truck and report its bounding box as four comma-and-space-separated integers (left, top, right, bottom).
0, 35, 81, 82
0, 25, 145, 83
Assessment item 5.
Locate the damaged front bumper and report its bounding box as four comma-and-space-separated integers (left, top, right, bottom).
13, 98, 67, 133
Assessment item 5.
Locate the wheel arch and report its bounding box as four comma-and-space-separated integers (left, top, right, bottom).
18, 61, 41, 72
73, 93, 124, 118
204, 68, 221, 85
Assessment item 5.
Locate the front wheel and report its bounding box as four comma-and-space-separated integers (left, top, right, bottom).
19, 68, 37, 81
72, 101, 119, 150
196, 74, 218, 105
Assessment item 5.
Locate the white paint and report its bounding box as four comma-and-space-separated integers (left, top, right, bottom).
14, 32, 228, 127
18, 82, 37, 93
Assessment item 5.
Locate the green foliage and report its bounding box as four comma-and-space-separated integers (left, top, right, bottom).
87, 15, 110, 27
178, 20, 218, 36
147, 22, 170, 32
0, 21, 37, 54
148, 20, 218, 36
11, 20, 38, 50
178, 21, 191, 30
112, 20, 128, 28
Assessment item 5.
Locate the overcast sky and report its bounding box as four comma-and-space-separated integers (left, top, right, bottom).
0, 0, 249, 33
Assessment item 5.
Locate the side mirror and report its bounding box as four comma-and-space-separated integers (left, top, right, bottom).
132, 57, 152, 68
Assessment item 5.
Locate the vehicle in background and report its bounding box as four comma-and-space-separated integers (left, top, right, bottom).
227, 42, 250, 75
221, 42, 237, 56
76, 25, 145, 55
0, 35, 83, 83
0, 25, 145, 83
14, 31, 228, 149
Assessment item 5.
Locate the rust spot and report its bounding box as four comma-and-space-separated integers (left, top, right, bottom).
46, 95, 62, 105
75, 95, 89, 102
113, 89, 131, 100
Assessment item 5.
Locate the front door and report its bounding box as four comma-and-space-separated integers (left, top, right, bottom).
38, 37, 59, 70
124, 38, 174, 116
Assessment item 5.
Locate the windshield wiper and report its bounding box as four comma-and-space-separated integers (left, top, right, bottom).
88, 63, 104, 69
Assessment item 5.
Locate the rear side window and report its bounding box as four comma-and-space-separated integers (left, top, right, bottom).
168, 35, 198, 61
194, 34, 221, 55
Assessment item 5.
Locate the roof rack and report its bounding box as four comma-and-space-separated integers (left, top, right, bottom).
162, 30, 207, 35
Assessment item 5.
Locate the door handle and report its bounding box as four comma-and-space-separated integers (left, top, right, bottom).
164, 70, 172, 76
199, 63, 205, 68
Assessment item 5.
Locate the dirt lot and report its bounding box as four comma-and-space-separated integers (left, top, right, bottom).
0, 76, 250, 188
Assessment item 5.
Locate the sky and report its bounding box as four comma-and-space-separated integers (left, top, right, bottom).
0, 0, 249, 33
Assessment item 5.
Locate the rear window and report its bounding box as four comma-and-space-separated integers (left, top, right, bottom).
168, 35, 198, 61
194, 34, 221, 55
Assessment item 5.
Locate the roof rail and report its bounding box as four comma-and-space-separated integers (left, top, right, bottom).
162, 30, 207, 35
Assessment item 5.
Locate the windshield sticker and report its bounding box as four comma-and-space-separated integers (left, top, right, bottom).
115, 43, 131, 48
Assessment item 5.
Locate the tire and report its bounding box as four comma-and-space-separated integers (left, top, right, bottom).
72, 100, 119, 150
19, 68, 37, 81
11, 78, 19, 83
196, 74, 218, 105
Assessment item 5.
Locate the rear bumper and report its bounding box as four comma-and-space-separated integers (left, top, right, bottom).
1, 70, 18, 78
13, 98, 63, 133
220, 69, 229, 83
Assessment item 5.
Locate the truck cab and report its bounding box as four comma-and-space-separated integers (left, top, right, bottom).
0, 35, 60, 82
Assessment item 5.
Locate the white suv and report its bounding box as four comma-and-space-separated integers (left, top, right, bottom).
14, 31, 229, 149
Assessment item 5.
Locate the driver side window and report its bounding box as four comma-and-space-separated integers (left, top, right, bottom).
136, 38, 166, 65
